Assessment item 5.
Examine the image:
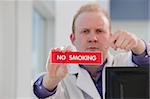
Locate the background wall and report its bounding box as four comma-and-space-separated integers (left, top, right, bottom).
0, 1, 17, 98
0, 0, 34, 98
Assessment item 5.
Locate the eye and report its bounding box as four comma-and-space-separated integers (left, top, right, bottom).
82, 29, 89, 34
96, 29, 103, 34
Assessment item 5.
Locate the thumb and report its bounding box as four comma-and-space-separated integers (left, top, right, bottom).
109, 33, 118, 50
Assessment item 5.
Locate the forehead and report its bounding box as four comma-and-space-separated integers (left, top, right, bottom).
75, 12, 109, 29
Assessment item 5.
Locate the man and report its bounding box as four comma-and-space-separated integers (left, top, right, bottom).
33, 3, 150, 99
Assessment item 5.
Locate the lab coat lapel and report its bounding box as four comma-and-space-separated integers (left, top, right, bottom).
67, 52, 115, 99
76, 68, 101, 99
102, 53, 114, 99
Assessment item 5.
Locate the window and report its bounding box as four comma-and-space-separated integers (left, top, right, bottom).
110, 0, 149, 20
32, 8, 46, 79
32, 0, 55, 81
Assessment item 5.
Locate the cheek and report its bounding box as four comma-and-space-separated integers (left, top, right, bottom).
98, 34, 111, 47
99, 37, 106, 42
74, 35, 86, 47
99, 35, 109, 42
74, 35, 82, 45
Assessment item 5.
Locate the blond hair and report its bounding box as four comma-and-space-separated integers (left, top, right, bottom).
72, 3, 111, 33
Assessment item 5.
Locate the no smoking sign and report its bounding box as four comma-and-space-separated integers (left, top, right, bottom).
51, 51, 103, 64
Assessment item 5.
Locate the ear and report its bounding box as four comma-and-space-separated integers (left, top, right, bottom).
70, 33, 75, 45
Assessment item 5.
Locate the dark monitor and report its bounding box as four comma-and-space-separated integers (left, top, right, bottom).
105, 67, 149, 99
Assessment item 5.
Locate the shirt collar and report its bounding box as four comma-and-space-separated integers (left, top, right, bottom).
79, 59, 108, 74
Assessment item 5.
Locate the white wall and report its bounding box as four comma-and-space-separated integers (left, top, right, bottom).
0, 0, 33, 98
0, 1, 16, 98
16, 0, 33, 98
112, 21, 149, 42
99, 0, 110, 13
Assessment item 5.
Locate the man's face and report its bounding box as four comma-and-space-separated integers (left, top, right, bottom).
70, 12, 111, 57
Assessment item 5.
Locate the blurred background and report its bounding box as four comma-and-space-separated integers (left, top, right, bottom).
0, 0, 149, 98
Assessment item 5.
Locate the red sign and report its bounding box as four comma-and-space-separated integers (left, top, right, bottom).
51, 51, 103, 64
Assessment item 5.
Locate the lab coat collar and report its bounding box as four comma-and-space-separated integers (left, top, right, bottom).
105, 52, 114, 67
67, 52, 114, 99
67, 64, 101, 99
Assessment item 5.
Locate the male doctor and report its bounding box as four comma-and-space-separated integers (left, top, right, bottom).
33, 3, 150, 99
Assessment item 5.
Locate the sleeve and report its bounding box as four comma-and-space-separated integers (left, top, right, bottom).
132, 42, 150, 66
33, 75, 57, 98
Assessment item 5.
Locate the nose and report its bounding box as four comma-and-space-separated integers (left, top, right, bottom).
87, 33, 98, 43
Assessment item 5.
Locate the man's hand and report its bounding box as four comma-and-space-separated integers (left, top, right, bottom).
110, 30, 145, 55
43, 46, 72, 91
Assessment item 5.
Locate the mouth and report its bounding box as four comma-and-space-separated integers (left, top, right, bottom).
86, 47, 100, 51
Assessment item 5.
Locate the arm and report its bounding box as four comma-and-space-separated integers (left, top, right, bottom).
33, 47, 71, 98
33, 75, 57, 98
132, 42, 150, 66
110, 30, 149, 66
33, 75, 68, 99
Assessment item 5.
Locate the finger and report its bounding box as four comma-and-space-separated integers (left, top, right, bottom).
124, 41, 134, 51
48, 63, 60, 77
46, 52, 51, 70
51, 48, 55, 52
120, 39, 130, 49
110, 32, 120, 50
51, 47, 61, 52
57, 63, 67, 72
109, 41, 116, 50
110, 32, 120, 44
61, 45, 73, 53
115, 35, 125, 48
55, 47, 61, 52
62, 64, 68, 75
57, 64, 68, 77
47, 49, 60, 73
48, 48, 59, 64
66, 45, 73, 52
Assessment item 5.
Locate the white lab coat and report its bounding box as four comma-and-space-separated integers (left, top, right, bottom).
46, 52, 136, 99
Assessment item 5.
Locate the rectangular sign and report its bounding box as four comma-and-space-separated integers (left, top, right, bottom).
51, 51, 103, 64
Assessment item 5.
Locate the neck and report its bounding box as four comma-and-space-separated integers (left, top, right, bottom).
84, 56, 107, 77
84, 65, 99, 77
